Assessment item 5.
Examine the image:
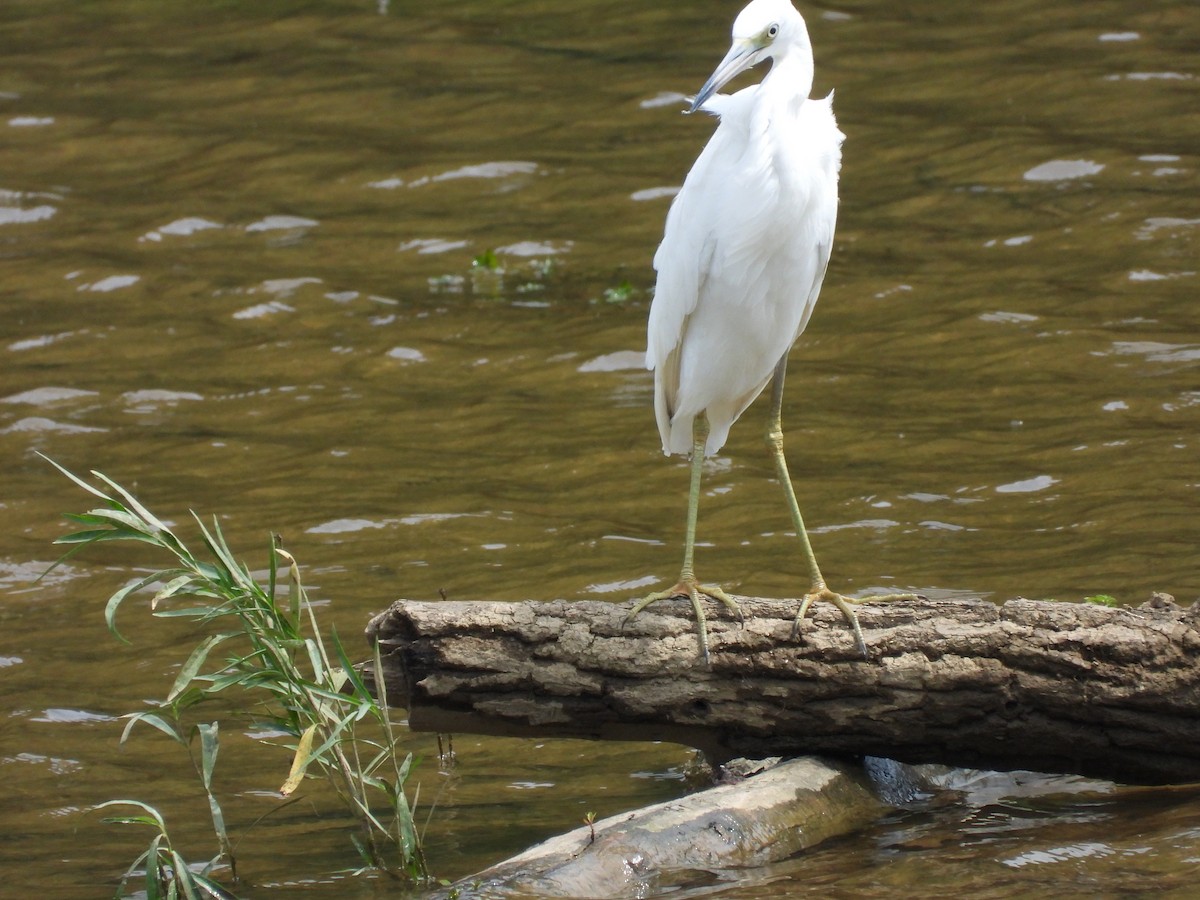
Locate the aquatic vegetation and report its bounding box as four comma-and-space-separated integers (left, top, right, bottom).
471, 248, 501, 271
429, 250, 561, 298
95, 800, 231, 899
43, 457, 429, 893
600, 279, 636, 304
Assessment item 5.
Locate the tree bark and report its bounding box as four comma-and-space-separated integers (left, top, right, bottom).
365, 593, 1200, 785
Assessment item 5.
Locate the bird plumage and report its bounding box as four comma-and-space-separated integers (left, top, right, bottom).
646, 0, 844, 457
629, 0, 903, 664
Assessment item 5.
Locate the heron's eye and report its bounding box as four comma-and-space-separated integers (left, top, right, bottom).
767, 23, 779, 38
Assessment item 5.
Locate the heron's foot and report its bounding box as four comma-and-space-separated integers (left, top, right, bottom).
794, 586, 925, 659
626, 577, 743, 664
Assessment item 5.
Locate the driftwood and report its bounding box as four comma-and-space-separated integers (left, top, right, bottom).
437, 756, 884, 899
366, 593, 1200, 785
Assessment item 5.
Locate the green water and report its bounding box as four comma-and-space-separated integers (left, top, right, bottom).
1, 0, 1197, 896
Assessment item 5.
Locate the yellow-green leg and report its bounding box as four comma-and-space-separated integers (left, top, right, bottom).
628, 412, 742, 663
767, 357, 916, 658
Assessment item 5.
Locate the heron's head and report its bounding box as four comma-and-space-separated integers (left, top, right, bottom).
688, 0, 808, 114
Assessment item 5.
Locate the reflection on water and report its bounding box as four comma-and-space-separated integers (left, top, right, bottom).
0, 0, 1197, 896
715, 771, 1200, 899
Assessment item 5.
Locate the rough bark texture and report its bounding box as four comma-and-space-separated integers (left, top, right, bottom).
436, 757, 883, 899
366, 593, 1200, 785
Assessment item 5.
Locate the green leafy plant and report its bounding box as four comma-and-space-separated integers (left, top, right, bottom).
44, 456, 429, 888
469, 248, 505, 296
471, 248, 501, 271
601, 280, 636, 304
96, 800, 232, 899
435, 250, 562, 299
1084, 594, 1119, 607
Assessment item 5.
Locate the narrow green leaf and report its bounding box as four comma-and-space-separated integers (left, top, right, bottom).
194, 560, 225, 582
73, 505, 160, 539
152, 574, 198, 608
37, 452, 112, 503
331, 628, 372, 699
304, 638, 326, 683
191, 514, 249, 590
165, 685, 208, 713
169, 850, 202, 900
168, 634, 231, 702
117, 847, 153, 887
201, 670, 268, 693
348, 832, 374, 868
204, 790, 231, 870
190, 871, 235, 899
396, 751, 414, 783
53, 520, 143, 540
195, 722, 220, 790
39, 538, 103, 583
43, 524, 156, 584
372, 640, 390, 714
121, 711, 184, 746
268, 535, 281, 620
276, 546, 303, 632
61, 510, 119, 527
151, 605, 225, 619
56, 526, 165, 549
105, 571, 168, 643
95, 799, 168, 830
358, 772, 388, 792
145, 836, 164, 900
300, 717, 357, 769
90, 468, 174, 536
101, 813, 163, 827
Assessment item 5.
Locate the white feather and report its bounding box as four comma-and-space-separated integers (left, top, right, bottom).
646, 0, 844, 457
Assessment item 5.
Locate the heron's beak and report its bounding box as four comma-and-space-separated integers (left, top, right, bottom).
687, 38, 763, 114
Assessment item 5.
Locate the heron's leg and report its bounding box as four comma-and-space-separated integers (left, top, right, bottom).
767, 357, 902, 658
627, 412, 741, 663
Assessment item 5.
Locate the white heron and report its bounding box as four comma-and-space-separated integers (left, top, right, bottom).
630, 0, 912, 661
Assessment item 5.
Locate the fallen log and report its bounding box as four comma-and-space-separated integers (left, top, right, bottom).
365, 592, 1200, 785
436, 756, 884, 899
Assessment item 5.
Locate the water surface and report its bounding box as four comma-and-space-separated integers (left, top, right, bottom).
1, 0, 1197, 896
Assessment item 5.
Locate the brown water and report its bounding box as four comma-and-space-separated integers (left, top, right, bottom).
2, 0, 1197, 896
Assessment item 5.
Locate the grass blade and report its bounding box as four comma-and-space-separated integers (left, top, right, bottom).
95, 799, 169, 830
121, 711, 185, 746
105, 571, 167, 643
89, 468, 175, 537
195, 722, 220, 791
38, 451, 113, 503
152, 573, 200, 608
168, 634, 231, 702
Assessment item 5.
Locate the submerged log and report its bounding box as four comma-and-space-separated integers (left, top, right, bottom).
365, 593, 1200, 785
436, 756, 884, 899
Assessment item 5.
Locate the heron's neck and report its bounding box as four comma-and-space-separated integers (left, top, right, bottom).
764, 46, 815, 106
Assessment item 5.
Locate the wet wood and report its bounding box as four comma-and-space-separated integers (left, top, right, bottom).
434, 756, 884, 899
365, 592, 1200, 785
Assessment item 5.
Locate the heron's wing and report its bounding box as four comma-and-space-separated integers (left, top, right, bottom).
646, 93, 759, 452
646, 136, 732, 373
789, 92, 841, 342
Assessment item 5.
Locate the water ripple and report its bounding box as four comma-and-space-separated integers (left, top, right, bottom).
0, 417, 105, 435
1024, 160, 1105, 181
0, 204, 55, 225
1, 387, 98, 405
